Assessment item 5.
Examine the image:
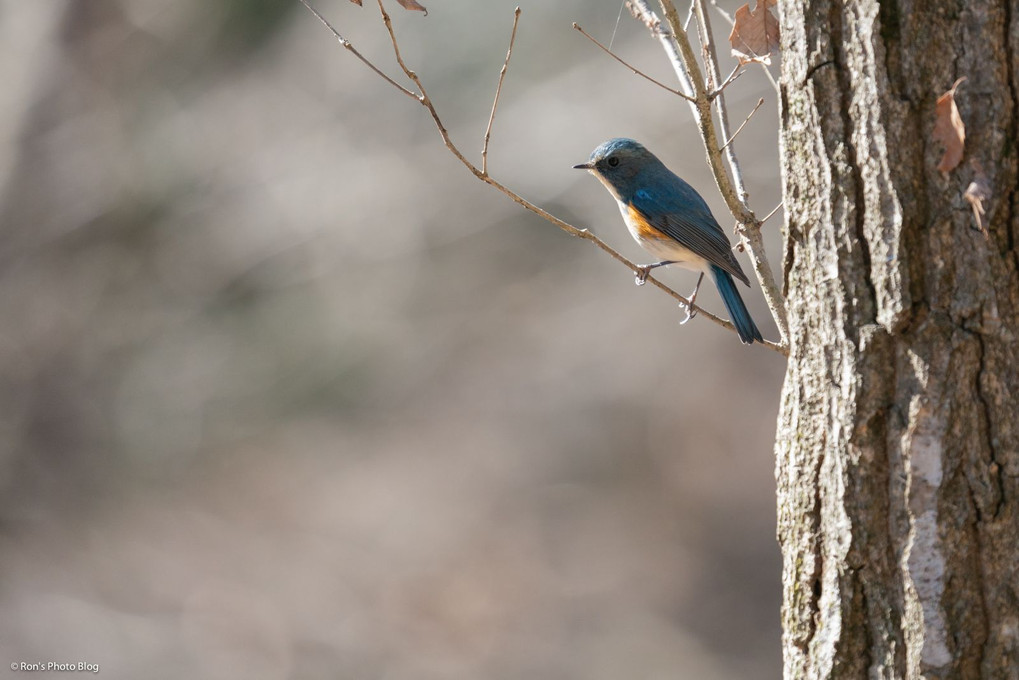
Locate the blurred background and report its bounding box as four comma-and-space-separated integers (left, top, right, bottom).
0, 1, 786, 678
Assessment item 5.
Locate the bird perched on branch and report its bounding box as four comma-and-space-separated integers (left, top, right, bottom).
574, 138, 763, 345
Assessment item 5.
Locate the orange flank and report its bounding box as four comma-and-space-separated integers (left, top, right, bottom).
626, 203, 673, 246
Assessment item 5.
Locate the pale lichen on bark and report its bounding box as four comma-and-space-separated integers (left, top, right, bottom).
900, 397, 950, 673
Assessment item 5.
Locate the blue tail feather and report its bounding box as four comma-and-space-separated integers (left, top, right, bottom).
710, 265, 763, 345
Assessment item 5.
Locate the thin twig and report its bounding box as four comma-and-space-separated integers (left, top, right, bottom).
709, 63, 744, 99
719, 97, 764, 152
683, 0, 695, 31
296, 0, 418, 100
299, 0, 785, 353
632, 1, 726, 189
573, 23, 695, 102
761, 64, 781, 95
609, 0, 626, 51
627, 0, 698, 104
691, 1, 745, 200
708, 0, 733, 24
376, 0, 417, 81
483, 7, 521, 176
761, 201, 783, 225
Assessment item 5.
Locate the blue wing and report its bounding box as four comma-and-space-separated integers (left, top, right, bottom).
630, 183, 749, 286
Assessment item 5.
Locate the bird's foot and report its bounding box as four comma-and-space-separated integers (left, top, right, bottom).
633, 261, 673, 287
678, 299, 698, 325
677, 272, 703, 325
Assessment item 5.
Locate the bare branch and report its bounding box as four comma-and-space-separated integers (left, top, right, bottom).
719, 97, 764, 152
691, 1, 744, 195
376, 0, 418, 82
483, 7, 521, 176
626, 0, 698, 103
296, 0, 418, 100
626, 1, 789, 347
573, 23, 695, 103
632, 0, 788, 345
300, 0, 786, 353
688, 0, 787, 343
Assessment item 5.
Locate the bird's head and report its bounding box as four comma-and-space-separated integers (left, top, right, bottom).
573, 138, 660, 198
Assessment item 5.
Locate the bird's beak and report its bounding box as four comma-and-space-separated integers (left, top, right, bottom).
572, 162, 594, 170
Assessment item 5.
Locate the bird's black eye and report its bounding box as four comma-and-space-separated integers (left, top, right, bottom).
607, 156, 620, 167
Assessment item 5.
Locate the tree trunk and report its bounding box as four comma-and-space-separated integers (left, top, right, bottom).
776, 1, 1019, 678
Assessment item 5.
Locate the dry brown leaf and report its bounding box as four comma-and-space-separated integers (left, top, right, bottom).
933, 77, 966, 173
349, 0, 362, 6
729, 0, 780, 65
963, 166, 991, 239
396, 0, 427, 15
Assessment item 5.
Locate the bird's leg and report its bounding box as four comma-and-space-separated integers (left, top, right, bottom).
678, 272, 704, 325
634, 260, 674, 286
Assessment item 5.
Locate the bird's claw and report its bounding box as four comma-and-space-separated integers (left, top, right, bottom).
634, 266, 651, 286
678, 299, 698, 325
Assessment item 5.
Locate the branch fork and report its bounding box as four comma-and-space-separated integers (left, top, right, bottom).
624, 0, 788, 346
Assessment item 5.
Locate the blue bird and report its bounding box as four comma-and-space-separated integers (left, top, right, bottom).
573, 138, 763, 345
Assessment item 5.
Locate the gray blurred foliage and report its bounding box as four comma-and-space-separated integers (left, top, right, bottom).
0, 1, 785, 678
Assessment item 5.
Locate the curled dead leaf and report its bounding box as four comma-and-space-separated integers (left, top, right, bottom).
729, 0, 780, 65
963, 167, 991, 239
397, 0, 427, 15
349, 0, 362, 6
933, 77, 966, 173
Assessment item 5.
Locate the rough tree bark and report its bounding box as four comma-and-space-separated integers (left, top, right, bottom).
777, 1, 1019, 678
